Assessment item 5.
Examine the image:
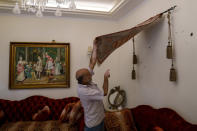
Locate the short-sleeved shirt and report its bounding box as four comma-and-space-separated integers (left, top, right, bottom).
77, 68, 105, 128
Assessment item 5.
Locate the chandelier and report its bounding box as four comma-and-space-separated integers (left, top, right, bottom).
12, 0, 76, 17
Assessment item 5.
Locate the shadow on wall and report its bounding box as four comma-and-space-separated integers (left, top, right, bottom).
141, 17, 166, 49
135, 17, 166, 84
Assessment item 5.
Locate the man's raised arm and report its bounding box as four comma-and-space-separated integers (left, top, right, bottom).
103, 69, 110, 96
89, 39, 97, 71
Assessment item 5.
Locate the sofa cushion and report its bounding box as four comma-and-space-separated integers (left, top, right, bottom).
105, 108, 137, 131
0, 120, 77, 131
0, 109, 5, 125
32, 105, 51, 121
0, 109, 4, 120
69, 101, 83, 125
59, 103, 75, 122
153, 126, 164, 131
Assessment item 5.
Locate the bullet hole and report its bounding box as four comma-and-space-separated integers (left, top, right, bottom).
190, 32, 193, 37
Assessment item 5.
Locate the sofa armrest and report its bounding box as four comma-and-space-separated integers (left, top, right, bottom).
131, 105, 197, 131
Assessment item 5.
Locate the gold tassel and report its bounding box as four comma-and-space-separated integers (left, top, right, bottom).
170, 59, 176, 82
167, 45, 173, 59
170, 67, 176, 81
133, 37, 138, 64
132, 66, 136, 80
133, 54, 137, 64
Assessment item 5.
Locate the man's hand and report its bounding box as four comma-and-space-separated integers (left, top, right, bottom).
104, 69, 110, 78
93, 39, 98, 49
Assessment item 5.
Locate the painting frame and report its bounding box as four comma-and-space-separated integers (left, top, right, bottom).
9, 42, 70, 89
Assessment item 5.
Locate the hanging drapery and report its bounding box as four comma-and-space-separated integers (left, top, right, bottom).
95, 6, 176, 65
95, 13, 162, 64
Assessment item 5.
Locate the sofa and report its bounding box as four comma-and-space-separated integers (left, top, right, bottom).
105, 105, 197, 131
0, 95, 84, 131
0, 95, 197, 131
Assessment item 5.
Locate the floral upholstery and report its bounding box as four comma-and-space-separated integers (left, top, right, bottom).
0, 120, 77, 131
105, 108, 137, 131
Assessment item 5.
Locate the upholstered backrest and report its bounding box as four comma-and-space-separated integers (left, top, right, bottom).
131, 105, 197, 131
131, 105, 158, 130
0, 96, 79, 122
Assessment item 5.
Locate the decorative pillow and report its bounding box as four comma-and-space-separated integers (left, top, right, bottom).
59, 103, 75, 122
105, 108, 138, 131
0, 109, 4, 120
153, 126, 164, 131
0, 109, 5, 124
32, 106, 51, 121
69, 101, 82, 125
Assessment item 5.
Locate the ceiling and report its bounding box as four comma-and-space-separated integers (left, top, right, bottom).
0, 0, 143, 19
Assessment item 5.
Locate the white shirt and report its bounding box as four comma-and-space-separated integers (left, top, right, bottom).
77, 68, 105, 128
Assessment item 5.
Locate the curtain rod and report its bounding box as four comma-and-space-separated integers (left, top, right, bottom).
161, 5, 177, 14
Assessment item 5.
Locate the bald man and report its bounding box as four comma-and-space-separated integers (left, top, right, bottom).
76, 40, 110, 131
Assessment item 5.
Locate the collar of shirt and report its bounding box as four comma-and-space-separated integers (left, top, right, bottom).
78, 82, 97, 87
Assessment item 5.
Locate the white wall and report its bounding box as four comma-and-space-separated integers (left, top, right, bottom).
0, 14, 120, 102
118, 0, 197, 124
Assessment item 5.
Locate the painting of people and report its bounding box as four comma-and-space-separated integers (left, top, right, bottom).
9, 42, 70, 89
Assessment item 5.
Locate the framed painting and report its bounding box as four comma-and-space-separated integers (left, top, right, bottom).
9, 42, 70, 89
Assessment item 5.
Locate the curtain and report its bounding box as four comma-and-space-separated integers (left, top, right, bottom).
95, 13, 163, 64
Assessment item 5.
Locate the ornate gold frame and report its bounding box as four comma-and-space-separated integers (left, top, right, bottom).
9, 42, 70, 89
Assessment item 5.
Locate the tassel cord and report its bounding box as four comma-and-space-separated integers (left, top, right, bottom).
168, 11, 172, 46
171, 58, 174, 68
168, 11, 175, 68
133, 37, 135, 55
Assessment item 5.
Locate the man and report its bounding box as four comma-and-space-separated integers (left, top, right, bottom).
76, 40, 110, 131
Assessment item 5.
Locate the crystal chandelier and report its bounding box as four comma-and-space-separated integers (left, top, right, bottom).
13, 0, 76, 17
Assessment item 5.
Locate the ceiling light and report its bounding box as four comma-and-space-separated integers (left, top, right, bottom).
13, 2, 21, 14
69, 0, 76, 10
55, 5, 62, 16
9, 0, 126, 17
12, 0, 69, 17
